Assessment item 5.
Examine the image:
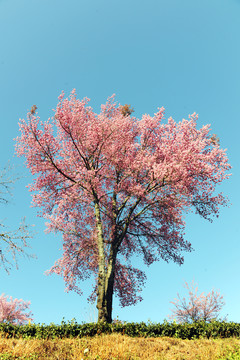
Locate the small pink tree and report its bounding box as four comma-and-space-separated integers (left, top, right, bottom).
15, 91, 231, 323
0, 293, 33, 325
169, 281, 226, 323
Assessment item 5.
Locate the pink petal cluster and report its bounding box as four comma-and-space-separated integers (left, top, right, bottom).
0, 293, 33, 325
15, 91, 231, 307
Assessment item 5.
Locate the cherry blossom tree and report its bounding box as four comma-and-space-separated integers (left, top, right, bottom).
0, 293, 33, 325
15, 90, 231, 323
0, 166, 35, 274
169, 281, 226, 323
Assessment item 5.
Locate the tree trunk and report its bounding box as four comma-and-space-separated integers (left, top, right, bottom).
94, 200, 116, 323
94, 195, 119, 323
96, 250, 116, 323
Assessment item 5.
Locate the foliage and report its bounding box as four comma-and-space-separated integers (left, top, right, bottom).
15, 90, 231, 322
0, 294, 33, 325
169, 281, 226, 323
0, 166, 35, 273
1, 320, 240, 340
0, 354, 37, 360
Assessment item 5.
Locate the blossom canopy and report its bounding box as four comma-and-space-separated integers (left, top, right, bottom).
15, 91, 231, 320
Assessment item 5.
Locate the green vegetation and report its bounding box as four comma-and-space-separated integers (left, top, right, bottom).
1, 320, 240, 340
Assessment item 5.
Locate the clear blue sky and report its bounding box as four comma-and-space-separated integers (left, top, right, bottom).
0, 0, 239, 325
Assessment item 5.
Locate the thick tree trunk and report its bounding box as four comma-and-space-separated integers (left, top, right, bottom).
94, 201, 116, 323
94, 201, 107, 321
97, 255, 116, 323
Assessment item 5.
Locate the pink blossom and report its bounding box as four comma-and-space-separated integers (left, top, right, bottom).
15, 91, 231, 321
0, 294, 33, 325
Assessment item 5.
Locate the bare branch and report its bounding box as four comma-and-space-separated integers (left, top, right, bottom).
0, 166, 36, 274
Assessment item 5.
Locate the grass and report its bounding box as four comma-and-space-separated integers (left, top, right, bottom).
0, 334, 240, 359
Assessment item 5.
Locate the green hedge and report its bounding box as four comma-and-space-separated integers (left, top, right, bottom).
0, 320, 240, 340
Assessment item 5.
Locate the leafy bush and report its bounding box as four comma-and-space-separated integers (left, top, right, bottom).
1, 320, 240, 340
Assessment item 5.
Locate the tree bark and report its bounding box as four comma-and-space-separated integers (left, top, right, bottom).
94, 201, 116, 323
98, 251, 116, 323
94, 189, 120, 323
94, 188, 122, 323
94, 201, 107, 321
97, 253, 116, 323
